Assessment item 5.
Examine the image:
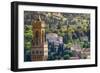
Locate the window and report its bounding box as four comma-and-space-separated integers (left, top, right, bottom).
36, 50, 39, 54
35, 31, 39, 45
40, 51, 42, 55
32, 51, 35, 55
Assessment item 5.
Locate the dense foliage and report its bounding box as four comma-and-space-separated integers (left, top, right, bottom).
24, 11, 90, 61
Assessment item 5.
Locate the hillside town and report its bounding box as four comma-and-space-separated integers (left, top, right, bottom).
24, 11, 90, 61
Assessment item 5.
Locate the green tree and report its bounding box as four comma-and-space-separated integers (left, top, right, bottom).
24, 25, 32, 50
64, 54, 70, 59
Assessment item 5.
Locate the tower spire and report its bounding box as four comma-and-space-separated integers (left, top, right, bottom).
39, 15, 41, 21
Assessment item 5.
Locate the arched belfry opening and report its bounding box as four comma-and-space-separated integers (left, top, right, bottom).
35, 31, 39, 46
31, 15, 48, 61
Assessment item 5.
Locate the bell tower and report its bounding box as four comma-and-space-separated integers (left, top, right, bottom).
31, 16, 48, 61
